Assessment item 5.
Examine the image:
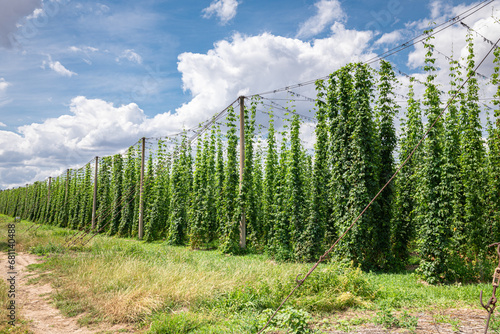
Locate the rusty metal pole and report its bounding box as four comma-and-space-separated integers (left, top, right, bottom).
91, 156, 98, 229
138, 137, 145, 240
239, 96, 246, 250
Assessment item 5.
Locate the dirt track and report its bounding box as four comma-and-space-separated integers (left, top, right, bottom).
0, 252, 133, 334
322, 308, 489, 333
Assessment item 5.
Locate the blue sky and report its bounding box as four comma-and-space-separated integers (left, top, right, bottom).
0, 0, 499, 188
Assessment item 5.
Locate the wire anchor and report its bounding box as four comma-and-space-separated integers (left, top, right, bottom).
480, 242, 500, 333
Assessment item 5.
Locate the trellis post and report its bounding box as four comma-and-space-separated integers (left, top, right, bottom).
138, 137, 145, 240
91, 156, 98, 229
239, 96, 246, 249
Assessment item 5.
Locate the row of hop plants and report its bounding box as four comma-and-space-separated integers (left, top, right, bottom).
1, 30, 500, 283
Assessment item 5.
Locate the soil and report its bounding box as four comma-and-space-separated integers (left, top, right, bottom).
318, 308, 490, 333
0, 252, 135, 334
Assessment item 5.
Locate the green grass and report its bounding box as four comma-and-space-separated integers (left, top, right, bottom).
0, 214, 494, 333
368, 271, 490, 310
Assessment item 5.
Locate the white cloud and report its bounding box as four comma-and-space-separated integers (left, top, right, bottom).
177, 28, 373, 123
69, 45, 99, 53
407, 1, 500, 73
297, 0, 345, 38
0, 0, 42, 48
43, 59, 77, 77
116, 49, 143, 64
0, 78, 10, 93
0, 122, 6, 127
429, 0, 443, 20
202, 0, 238, 25
375, 30, 403, 45
26, 7, 43, 20
0, 96, 148, 188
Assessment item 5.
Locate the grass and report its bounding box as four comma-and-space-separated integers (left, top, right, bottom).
0, 214, 495, 333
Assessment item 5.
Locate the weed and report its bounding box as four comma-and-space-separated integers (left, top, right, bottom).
433, 314, 461, 332
488, 314, 500, 333
374, 309, 417, 332
29, 241, 65, 255
374, 309, 399, 328
259, 306, 313, 334
148, 312, 206, 334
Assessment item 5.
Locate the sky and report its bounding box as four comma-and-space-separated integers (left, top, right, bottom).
0, 0, 500, 189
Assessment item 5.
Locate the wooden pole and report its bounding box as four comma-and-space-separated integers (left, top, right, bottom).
23, 184, 28, 219
63, 169, 69, 226
64, 169, 69, 205
239, 96, 246, 249
138, 137, 145, 240
91, 156, 98, 229
46, 176, 52, 219
47, 177, 52, 206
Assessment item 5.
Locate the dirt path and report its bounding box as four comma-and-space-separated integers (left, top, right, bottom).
0, 252, 133, 334
321, 308, 489, 333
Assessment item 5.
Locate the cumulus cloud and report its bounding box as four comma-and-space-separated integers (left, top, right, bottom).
177, 27, 373, 124
0, 0, 42, 48
116, 49, 143, 64
297, 0, 345, 38
407, 1, 500, 75
0, 122, 6, 127
43, 59, 77, 77
375, 30, 403, 45
202, 0, 238, 25
0, 97, 148, 188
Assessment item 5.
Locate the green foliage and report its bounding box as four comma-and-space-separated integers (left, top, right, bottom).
457, 31, 487, 257
109, 154, 123, 236
373, 309, 417, 331
392, 78, 422, 267
340, 63, 380, 269
374, 60, 398, 269
264, 109, 278, 254
96, 156, 112, 232
241, 99, 260, 250
489, 47, 500, 242
148, 312, 203, 334
287, 112, 307, 261
259, 307, 312, 334
417, 30, 449, 284
119, 145, 138, 237
166, 136, 192, 246
268, 130, 293, 261
300, 80, 329, 262
145, 139, 170, 242
29, 241, 65, 255
219, 106, 241, 254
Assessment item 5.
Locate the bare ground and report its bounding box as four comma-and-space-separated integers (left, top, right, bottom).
317, 308, 490, 333
0, 252, 136, 334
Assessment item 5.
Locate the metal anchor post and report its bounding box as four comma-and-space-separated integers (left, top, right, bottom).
480, 242, 500, 333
